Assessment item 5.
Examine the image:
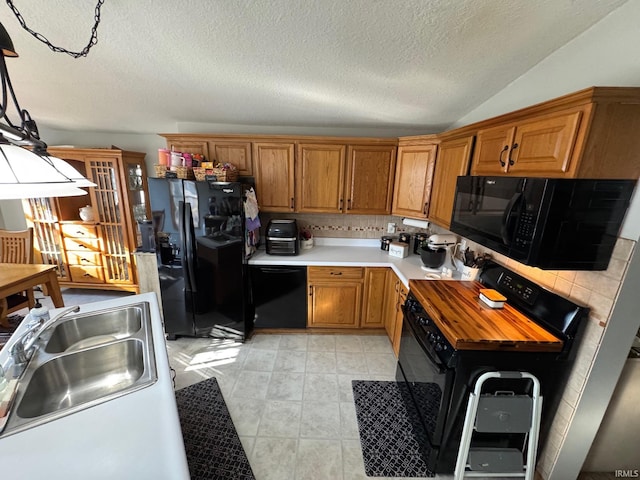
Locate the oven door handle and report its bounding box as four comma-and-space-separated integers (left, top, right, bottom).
404, 312, 447, 375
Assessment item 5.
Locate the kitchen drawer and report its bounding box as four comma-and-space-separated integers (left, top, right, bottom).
66, 251, 102, 266
308, 266, 364, 281
64, 237, 101, 251
61, 223, 98, 239
69, 265, 105, 284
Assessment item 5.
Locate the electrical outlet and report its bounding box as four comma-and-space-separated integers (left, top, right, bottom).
387, 222, 396, 233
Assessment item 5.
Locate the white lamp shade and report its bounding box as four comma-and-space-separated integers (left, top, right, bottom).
0, 144, 89, 198
45, 155, 97, 188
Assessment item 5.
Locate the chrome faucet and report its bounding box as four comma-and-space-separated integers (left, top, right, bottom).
10, 305, 81, 372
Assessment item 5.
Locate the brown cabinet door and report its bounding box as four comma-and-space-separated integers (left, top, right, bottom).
86, 156, 135, 285
345, 145, 396, 214
383, 270, 399, 343
392, 283, 408, 357
253, 142, 295, 212
429, 135, 474, 229
166, 140, 210, 160
308, 281, 362, 328
296, 144, 346, 213
209, 141, 252, 176
508, 110, 583, 176
361, 268, 388, 328
471, 125, 514, 175
391, 145, 437, 218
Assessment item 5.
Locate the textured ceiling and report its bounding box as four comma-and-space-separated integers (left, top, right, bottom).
0, 0, 630, 136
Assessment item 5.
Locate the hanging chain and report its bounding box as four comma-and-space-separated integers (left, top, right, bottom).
5, 0, 106, 58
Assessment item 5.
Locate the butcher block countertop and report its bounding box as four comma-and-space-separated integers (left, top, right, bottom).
409, 279, 563, 353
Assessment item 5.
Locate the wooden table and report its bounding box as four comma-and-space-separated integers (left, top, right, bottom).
0, 264, 64, 327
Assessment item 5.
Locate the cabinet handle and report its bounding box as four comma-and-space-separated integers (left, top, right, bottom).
290, 198, 294, 210
508, 143, 519, 166
339, 198, 344, 209
347, 199, 351, 210
330, 271, 343, 276
309, 286, 313, 296
499, 145, 509, 167
423, 202, 429, 215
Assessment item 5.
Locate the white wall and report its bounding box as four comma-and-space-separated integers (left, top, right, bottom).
451, 0, 640, 477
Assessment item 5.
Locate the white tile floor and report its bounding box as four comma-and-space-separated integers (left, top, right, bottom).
166, 333, 451, 480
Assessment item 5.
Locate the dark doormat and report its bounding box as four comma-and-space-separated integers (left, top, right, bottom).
175, 377, 255, 480
352, 380, 438, 478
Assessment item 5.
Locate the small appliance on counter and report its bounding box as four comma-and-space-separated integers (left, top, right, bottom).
266, 219, 299, 255
419, 234, 457, 271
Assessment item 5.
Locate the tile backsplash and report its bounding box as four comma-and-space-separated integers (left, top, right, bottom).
259, 213, 427, 238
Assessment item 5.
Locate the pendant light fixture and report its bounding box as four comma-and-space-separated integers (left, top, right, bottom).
0, 5, 104, 199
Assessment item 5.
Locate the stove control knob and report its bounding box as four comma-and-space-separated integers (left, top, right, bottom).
428, 333, 437, 343
418, 316, 430, 326
434, 343, 443, 352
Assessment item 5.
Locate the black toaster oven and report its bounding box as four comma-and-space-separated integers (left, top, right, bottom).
266, 219, 299, 255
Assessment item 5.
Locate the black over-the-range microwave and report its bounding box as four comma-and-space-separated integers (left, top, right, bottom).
449, 176, 637, 270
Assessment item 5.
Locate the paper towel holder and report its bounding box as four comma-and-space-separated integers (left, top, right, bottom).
402, 218, 430, 230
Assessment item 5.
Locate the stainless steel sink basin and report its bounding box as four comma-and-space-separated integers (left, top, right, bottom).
45, 306, 143, 353
18, 339, 146, 419
2, 302, 157, 437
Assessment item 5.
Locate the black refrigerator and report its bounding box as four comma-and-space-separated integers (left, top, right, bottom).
148, 177, 257, 341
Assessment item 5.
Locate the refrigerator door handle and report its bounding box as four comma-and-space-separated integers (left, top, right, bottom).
181, 201, 198, 293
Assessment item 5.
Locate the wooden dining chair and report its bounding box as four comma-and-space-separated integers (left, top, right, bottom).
0, 228, 36, 324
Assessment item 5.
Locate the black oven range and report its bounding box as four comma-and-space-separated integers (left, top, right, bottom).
396, 261, 588, 474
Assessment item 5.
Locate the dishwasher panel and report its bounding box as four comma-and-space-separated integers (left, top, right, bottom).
250, 266, 307, 328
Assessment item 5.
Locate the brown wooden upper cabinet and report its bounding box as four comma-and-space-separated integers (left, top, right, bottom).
161, 135, 253, 176
346, 145, 397, 214
468, 87, 640, 179
428, 135, 474, 229
164, 139, 209, 160
295, 143, 397, 214
471, 107, 584, 176
391, 142, 437, 219
252, 142, 296, 212
296, 144, 346, 213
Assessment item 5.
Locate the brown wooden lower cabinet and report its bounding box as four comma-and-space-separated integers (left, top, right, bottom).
361, 268, 388, 328
307, 266, 364, 328
383, 269, 408, 357
306, 266, 407, 354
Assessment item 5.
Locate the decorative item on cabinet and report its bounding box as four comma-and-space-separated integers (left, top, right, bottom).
78, 205, 95, 222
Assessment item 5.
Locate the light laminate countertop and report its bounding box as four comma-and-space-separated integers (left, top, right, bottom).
249, 238, 463, 286
0, 293, 189, 480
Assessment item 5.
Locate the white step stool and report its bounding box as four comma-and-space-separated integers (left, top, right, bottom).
454, 371, 542, 480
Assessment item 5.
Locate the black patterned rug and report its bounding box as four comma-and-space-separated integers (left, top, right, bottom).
175, 378, 255, 480
352, 380, 442, 478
